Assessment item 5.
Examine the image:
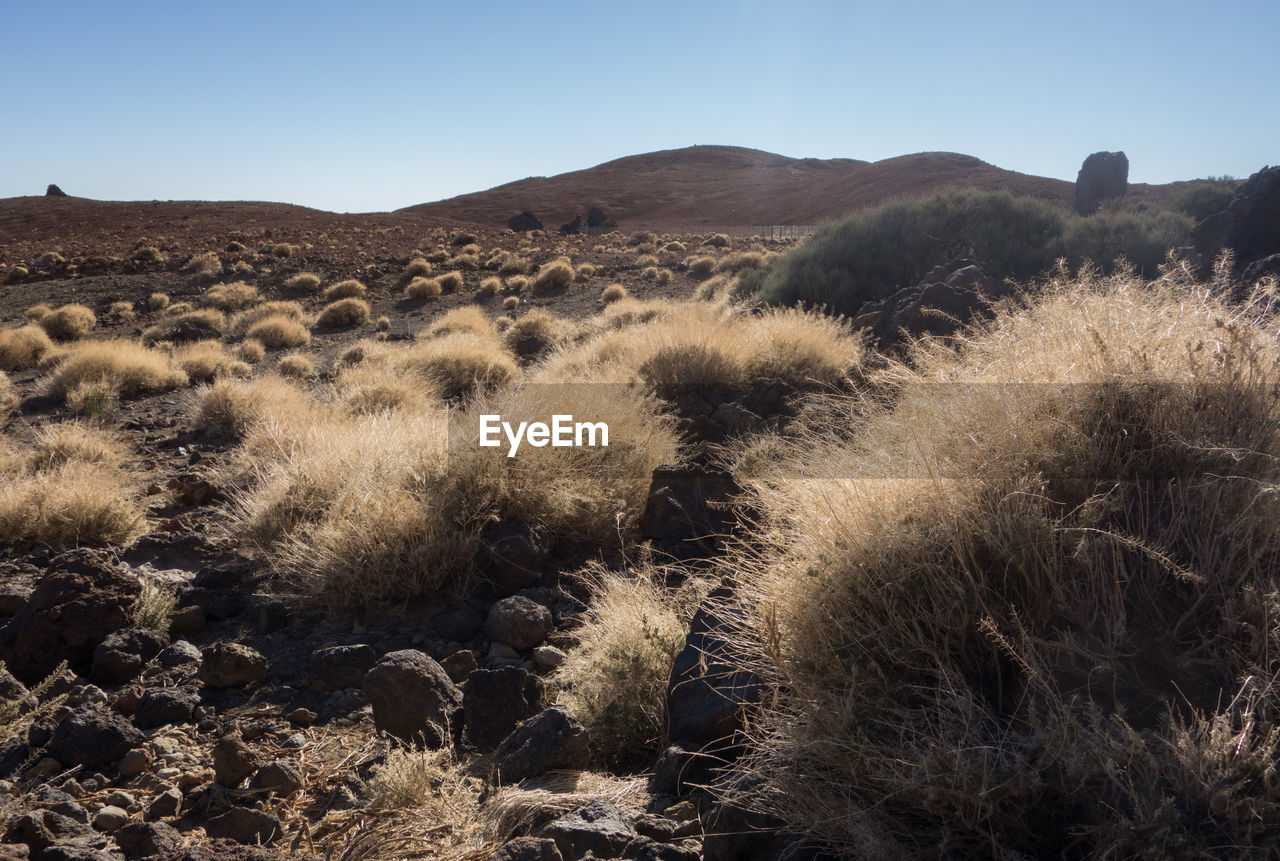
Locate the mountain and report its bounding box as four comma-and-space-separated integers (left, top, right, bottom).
399, 145, 1186, 229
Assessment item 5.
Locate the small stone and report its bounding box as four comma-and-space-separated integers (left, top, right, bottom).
440, 649, 478, 683
198, 643, 267, 688
490, 836, 564, 861
286, 707, 317, 726
93, 805, 129, 831
488, 642, 520, 661
212, 734, 260, 788
27, 756, 62, 781
105, 790, 137, 810
532, 646, 566, 672
485, 596, 553, 651
248, 759, 304, 796
155, 639, 202, 667
146, 786, 182, 820
167, 605, 205, 636
115, 820, 182, 858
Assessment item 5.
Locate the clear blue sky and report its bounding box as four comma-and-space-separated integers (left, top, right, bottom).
3, 0, 1276, 212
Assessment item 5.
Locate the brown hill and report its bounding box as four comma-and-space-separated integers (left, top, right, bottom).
400, 145, 1188, 230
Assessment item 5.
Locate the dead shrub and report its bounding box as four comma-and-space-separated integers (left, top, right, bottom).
228, 301, 306, 336
425, 306, 493, 339
203, 281, 260, 311
437, 271, 464, 292
323, 279, 367, 301
284, 272, 322, 295
504, 310, 567, 361
147, 292, 170, 311
0, 326, 55, 372
601, 284, 628, 304
37, 305, 97, 341
47, 340, 188, 400
405, 277, 442, 299
315, 297, 371, 329
687, 256, 716, 277
246, 314, 311, 349
477, 276, 502, 297
277, 353, 317, 378
174, 341, 236, 382
532, 259, 574, 293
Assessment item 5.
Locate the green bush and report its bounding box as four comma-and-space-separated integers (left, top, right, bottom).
743, 190, 1196, 317
1169, 179, 1239, 222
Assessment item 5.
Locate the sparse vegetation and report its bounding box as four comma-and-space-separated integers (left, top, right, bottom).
203, 281, 260, 311
247, 314, 311, 349
284, 272, 323, 294
601, 283, 628, 304
147, 292, 171, 311
315, 297, 370, 329
503, 309, 566, 360
437, 271, 464, 292
47, 340, 189, 400
277, 352, 317, 378
403, 257, 432, 279
0, 325, 55, 372
37, 304, 97, 341
323, 279, 366, 301
532, 258, 574, 293
477, 276, 502, 297
405, 276, 442, 299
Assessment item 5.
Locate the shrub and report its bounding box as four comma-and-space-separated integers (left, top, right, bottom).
601, 284, 628, 304
503, 295, 520, 310
147, 292, 170, 311
451, 232, 477, 246
174, 341, 236, 382
716, 251, 767, 272
702, 233, 731, 248
506, 275, 528, 292
277, 353, 317, 378
1057, 208, 1194, 276
0, 372, 15, 419
182, 251, 221, 279
10, 266, 29, 280
233, 339, 266, 363
403, 257, 433, 279
323, 279, 366, 301
663, 241, 686, 253
26, 422, 128, 471
425, 306, 493, 339
655, 269, 672, 286
284, 272, 322, 294
402, 331, 520, 399
686, 256, 716, 277
499, 257, 531, 276
576, 263, 597, 281
315, 297, 371, 329
225, 240, 246, 253
47, 340, 189, 400
37, 304, 97, 341
133, 580, 176, 632
553, 565, 688, 770
0, 326, 54, 372
719, 270, 1280, 857
1170, 178, 1239, 222
37, 251, 65, 267
334, 357, 438, 416
192, 375, 314, 440
375, 315, 391, 332
532, 259, 574, 293
228, 301, 306, 336
66, 379, 118, 422
627, 231, 656, 247
203, 281, 260, 311
405, 276, 442, 299
478, 276, 502, 297
271, 243, 296, 258
142, 308, 225, 345
504, 310, 566, 361
437, 271, 464, 292
246, 314, 311, 349
131, 246, 162, 263
24, 304, 51, 321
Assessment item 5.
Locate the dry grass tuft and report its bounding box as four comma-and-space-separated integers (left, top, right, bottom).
324, 279, 367, 301
503, 310, 569, 361
477, 276, 502, 297
719, 269, 1280, 857
203, 281, 260, 311
174, 341, 237, 382
425, 307, 493, 340
233, 339, 266, 364
404, 257, 433, 279
37, 304, 97, 341
503, 295, 520, 310
183, 251, 222, 279
687, 256, 717, 277
554, 564, 690, 770
0, 373, 16, 420
142, 308, 226, 344
24, 303, 52, 322
716, 250, 767, 272
402, 331, 520, 399
601, 283, 627, 305
0, 326, 55, 372
247, 314, 311, 349
284, 272, 323, 294
532, 259, 574, 293
147, 292, 170, 311
132, 579, 176, 632
438, 271, 464, 293
315, 297, 371, 329
277, 353, 318, 379
576, 263, 597, 281
47, 340, 189, 401
405, 276, 443, 300
228, 300, 306, 336
192, 375, 315, 440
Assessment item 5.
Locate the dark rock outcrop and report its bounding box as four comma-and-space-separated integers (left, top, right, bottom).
852, 261, 1007, 353
46, 184, 68, 197
362, 650, 462, 746
542, 799, 638, 859
462, 666, 544, 752
308, 644, 377, 692
508, 212, 543, 232
1193, 165, 1280, 277
558, 214, 584, 235
46, 704, 146, 772
495, 706, 591, 783
476, 521, 553, 598
91, 626, 169, 686
1074, 151, 1129, 215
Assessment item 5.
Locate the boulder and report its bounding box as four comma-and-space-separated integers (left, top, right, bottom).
666, 583, 763, 746
198, 643, 267, 688
1074, 151, 1129, 215
430, 606, 485, 643
362, 650, 462, 746
4, 810, 104, 856
462, 666, 544, 752
308, 644, 377, 692
203, 807, 284, 845
495, 706, 591, 783
114, 820, 182, 859
248, 758, 304, 796
134, 687, 200, 729
46, 704, 146, 772
852, 261, 1006, 353
485, 596, 553, 651
476, 521, 553, 598
212, 734, 261, 787
508, 212, 543, 232
0, 552, 140, 685
46, 184, 68, 197
1193, 165, 1280, 276
558, 214, 584, 235
490, 837, 564, 861
91, 626, 169, 686
640, 465, 741, 545
542, 799, 638, 860
155, 639, 202, 668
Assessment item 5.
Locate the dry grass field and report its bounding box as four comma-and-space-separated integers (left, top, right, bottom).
0, 160, 1276, 860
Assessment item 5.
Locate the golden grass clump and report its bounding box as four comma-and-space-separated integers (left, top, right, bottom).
478, 276, 502, 297
323, 279, 367, 301
437, 271, 464, 292
0, 372, 16, 419
0, 326, 55, 372
499, 256, 532, 276
142, 308, 225, 344
228, 300, 306, 336
147, 292, 170, 311
532, 258, 574, 293
576, 262, 597, 281
374, 315, 391, 332
503, 295, 520, 311
203, 281, 260, 311
333, 351, 439, 416
37, 304, 97, 341
718, 268, 1280, 857
687, 255, 717, 276
553, 565, 688, 770
315, 297, 371, 329
47, 340, 189, 401
277, 353, 317, 379
228, 379, 677, 611
716, 250, 767, 272
24, 303, 52, 321
601, 283, 627, 304
404, 276, 443, 299
284, 272, 323, 294
538, 300, 859, 393
192, 375, 316, 440
183, 251, 221, 279
174, 341, 236, 382
233, 339, 266, 364
401, 331, 520, 399
246, 314, 311, 349
403, 257, 433, 279
506, 275, 528, 292
0, 425, 143, 546
425, 306, 493, 340
504, 310, 569, 361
